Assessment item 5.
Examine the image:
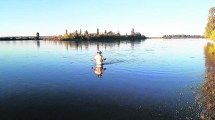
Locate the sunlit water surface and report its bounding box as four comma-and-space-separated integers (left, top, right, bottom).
0, 39, 209, 120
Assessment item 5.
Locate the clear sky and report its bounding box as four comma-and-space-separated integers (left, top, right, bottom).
0, 0, 214, 37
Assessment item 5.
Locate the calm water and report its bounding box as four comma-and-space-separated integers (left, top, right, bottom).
0, 39, 209, 120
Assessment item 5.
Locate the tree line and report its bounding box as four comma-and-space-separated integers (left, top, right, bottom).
47, 29, 144, 41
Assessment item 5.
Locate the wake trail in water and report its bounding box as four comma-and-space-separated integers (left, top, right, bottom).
103, 59, 125, 65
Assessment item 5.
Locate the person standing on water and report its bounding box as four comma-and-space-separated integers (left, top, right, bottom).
91, 51, 106, 78
92, 51, 105, 65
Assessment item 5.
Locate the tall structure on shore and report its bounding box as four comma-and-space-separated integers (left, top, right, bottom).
36, 32, 39, 40
131, 28, 135, 35
97, 28, 99, 35
80, 29, 82, 35
104, 30, 107, 35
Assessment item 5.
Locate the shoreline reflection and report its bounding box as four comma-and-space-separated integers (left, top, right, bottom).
37, 40, 40, 48
48, 39, 143, 50
199, 42, 215, 120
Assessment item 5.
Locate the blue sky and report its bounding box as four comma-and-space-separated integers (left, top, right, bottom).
0, 0, 214, 37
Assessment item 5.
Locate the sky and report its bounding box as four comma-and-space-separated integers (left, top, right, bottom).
0, 0, 214, 37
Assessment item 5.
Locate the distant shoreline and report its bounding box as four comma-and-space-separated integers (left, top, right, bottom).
0, 34, 205, 41
0, 35, 147, 41
161, 35, 204, 39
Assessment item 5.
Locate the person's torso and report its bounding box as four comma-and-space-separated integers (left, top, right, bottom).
95, 54, 103, 64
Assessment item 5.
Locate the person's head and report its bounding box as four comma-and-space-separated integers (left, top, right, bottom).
97, 51, 102, 54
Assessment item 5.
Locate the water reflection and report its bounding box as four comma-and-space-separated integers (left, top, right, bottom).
49, 39, 143, 50
37, 40, 40, 48
91, 64, 106, 78
200, 42, 215, 119
0, 39, 207, 120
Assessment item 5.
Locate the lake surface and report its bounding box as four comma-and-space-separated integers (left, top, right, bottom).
0, 39, 209, 120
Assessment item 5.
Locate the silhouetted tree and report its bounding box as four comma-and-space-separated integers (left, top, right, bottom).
97, 28, 99, 35
104, 30, 107, 35
84, 30, 88, 36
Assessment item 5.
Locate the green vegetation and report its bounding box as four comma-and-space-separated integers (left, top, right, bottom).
204, 7, 215, 40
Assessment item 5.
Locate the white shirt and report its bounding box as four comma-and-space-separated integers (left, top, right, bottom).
94, 54, 104, 65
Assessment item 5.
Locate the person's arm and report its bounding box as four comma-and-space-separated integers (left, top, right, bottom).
91, 67, 95, 71
101, 55, 105, 61
91, 55, 96, 61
